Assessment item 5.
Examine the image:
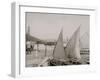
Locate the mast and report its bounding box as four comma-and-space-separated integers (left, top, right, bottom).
28, 26, 30, 35
27, 26, 30, 41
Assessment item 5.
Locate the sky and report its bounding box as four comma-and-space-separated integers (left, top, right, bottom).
26, 12, 89, 41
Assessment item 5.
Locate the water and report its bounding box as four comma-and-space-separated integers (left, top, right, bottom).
26, 46, 89, 67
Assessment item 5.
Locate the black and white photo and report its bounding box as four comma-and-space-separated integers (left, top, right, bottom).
25, 12, 90, 67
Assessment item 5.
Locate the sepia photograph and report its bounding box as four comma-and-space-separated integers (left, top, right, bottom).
25, 12, 90, 67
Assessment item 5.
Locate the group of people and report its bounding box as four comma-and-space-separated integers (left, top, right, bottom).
26, 41, 34, 54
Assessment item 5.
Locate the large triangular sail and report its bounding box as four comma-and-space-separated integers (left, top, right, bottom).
65, 26, 81, 62
53, 29, 66, 60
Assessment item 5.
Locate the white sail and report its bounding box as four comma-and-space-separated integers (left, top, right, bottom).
53, 29, 66, 60
65, 26, 81, 62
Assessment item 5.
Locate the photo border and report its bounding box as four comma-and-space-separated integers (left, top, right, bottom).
11, 2, 96, 78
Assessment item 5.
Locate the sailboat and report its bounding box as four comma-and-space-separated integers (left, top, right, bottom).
48, 29, 69, 66
39, 30, 66, 66
53, 29, 66, 60
65, 26, 81, 63
38, 29, 67, 66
